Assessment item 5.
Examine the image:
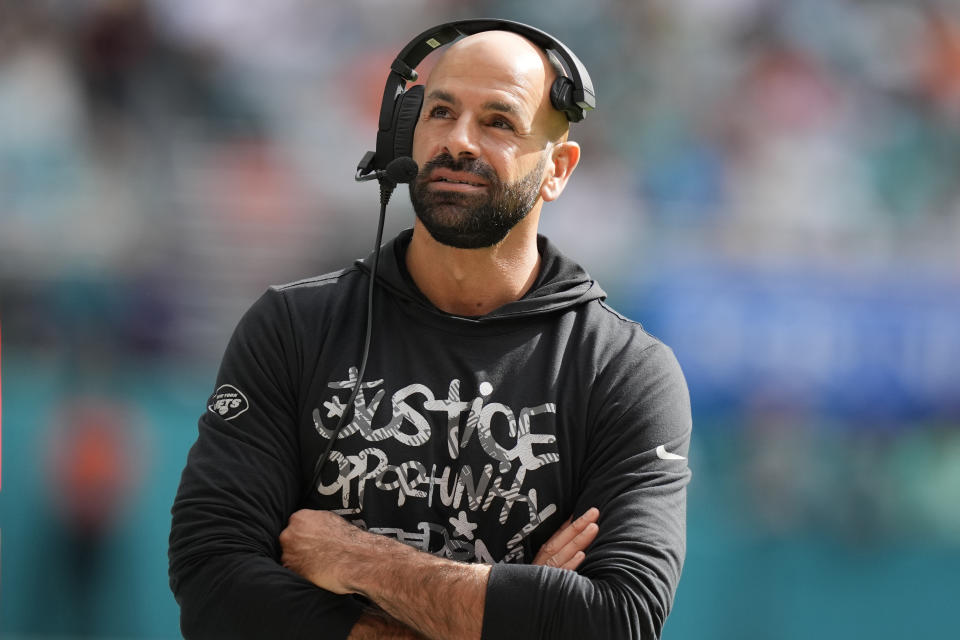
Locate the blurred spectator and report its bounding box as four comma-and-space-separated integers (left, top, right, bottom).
38, 395, 142, 637
45, 396, 140, 537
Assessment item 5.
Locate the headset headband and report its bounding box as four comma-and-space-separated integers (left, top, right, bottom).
386, 20, 595, 121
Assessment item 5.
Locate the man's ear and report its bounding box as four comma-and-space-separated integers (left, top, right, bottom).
541, 141, 581, 202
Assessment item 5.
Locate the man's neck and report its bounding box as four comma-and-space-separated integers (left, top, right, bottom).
405, 220, 541, 317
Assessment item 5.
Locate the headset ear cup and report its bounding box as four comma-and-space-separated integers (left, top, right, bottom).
393, 84, 424, 160
550, 76, 582, 122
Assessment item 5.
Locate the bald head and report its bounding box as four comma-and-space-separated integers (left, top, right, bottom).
425, 31, 570, 142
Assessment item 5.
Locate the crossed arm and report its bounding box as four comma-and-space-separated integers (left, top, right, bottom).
279, 508, 601, 640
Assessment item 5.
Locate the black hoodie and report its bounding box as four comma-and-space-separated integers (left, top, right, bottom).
169, 229, 692, 639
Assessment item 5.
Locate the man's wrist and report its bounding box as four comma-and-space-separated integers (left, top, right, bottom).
345, 532, 430, 598
344, 532, 491, 639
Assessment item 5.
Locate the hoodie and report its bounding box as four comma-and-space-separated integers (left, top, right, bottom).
169, 229, 692, 639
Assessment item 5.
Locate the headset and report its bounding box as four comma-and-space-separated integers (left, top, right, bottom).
355, 18, 596, 179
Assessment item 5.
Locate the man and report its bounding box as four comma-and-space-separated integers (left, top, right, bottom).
169, 26, 691, 640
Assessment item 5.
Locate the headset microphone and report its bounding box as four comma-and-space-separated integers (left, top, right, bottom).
356, 154, 419, 185
383, 156, 420, 184
375, 156, 419, 206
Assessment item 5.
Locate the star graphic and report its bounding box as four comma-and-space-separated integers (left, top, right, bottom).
324, 396, 347, 418
449, 510, 478, 541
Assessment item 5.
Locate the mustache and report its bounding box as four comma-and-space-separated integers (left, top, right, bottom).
421, 152, 498, 183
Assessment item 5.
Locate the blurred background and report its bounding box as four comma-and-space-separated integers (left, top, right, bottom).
1, 0, 959, 638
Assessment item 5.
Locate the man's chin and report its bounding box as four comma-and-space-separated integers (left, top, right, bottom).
418, 221, 507, 250
418, 206, 476, 227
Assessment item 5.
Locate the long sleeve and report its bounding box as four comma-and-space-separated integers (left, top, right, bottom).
168, 287, 364, 639
481, 341, 692, 640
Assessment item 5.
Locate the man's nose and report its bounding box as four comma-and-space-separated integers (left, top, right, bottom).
442, 115, 481, 159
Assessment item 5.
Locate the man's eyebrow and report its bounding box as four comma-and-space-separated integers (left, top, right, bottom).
481, 100, 519, 115
426, 89, 458, 105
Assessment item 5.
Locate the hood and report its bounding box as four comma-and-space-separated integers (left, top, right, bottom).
355, 228, 606, 323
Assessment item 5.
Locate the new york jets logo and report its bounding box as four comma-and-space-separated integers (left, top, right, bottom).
208, 384, 250, 421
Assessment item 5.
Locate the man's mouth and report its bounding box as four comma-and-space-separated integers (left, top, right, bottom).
434, 177, 485, 186
428, 168, 489, 190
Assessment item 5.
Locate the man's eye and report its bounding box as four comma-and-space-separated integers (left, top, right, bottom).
490, 117, 514, 130
429, 106, 452, 119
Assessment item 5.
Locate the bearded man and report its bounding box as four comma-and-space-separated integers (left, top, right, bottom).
170, 23, 691, 640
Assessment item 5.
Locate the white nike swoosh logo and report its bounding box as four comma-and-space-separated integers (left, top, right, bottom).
656, 445, 686, 461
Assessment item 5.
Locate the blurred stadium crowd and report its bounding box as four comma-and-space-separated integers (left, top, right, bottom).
1, 0, 959, 638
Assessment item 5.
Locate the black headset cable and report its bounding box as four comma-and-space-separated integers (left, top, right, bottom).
309, 158, 418, 493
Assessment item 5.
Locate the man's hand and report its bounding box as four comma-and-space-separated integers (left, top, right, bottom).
533, 507, 600, 570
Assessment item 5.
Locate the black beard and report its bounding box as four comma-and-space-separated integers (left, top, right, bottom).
408, 152, 545, 249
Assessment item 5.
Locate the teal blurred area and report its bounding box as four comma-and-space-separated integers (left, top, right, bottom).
1, 1, 958, 638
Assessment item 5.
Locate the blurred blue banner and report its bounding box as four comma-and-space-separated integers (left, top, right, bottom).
631, 261, 960, 422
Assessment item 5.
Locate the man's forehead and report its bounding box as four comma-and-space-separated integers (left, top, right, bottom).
427, 31, 552, 85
